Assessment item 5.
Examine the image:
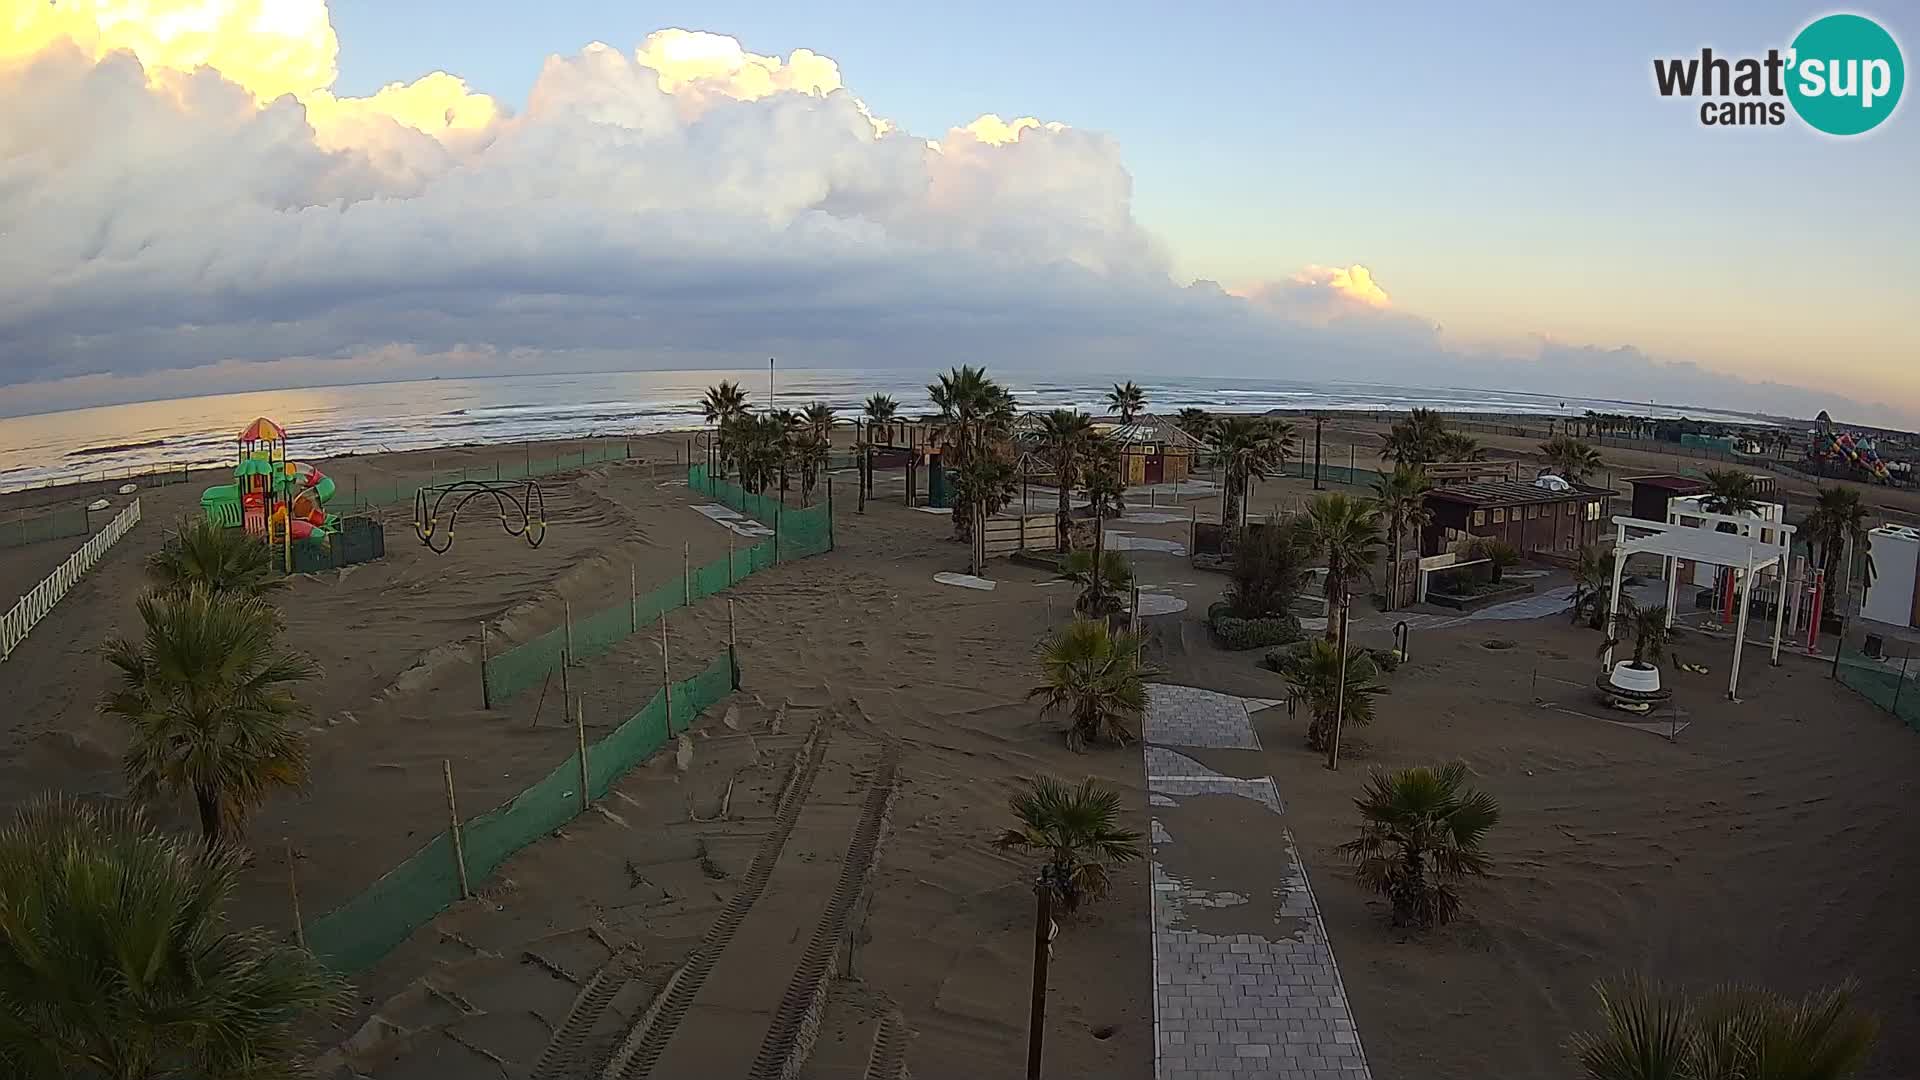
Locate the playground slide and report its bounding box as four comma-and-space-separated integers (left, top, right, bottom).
286, 464, 337, 540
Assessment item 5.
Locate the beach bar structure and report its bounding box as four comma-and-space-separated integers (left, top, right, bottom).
1604, 512, 1794, 700
1420, 479, 1612, 557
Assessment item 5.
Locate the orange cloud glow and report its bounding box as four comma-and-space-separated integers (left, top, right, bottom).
1291, 264, 1391, 309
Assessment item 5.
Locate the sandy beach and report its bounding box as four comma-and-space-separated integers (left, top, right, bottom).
2, 426, 1914, 1078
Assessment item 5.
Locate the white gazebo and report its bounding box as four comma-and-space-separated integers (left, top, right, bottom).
1605, 511, 1796, 701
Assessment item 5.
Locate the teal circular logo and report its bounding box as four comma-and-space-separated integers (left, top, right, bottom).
1787, 14, 1904, 135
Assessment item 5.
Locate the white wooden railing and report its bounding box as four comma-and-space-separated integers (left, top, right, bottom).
1, 498, 141, 661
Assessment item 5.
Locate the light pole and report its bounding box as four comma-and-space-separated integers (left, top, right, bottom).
1327, 592, 1352, 771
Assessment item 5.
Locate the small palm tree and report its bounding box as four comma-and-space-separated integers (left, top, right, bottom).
1603, 603, 1670, 671
147, 515, 285, 600
1030, 619, 1153, 751
1371, 465, 1431, 608
1570, 976, 1878, 1080
1700, 469, 1761, 516
733, 413, 786, 494
701, 380, 751, 478
1276, 638, 1385, 752
0, 796, 349, 1078
993, 777, 1143, 913
1540, 435, 1603, 484
1339, 762, 1500, 928
1173, 407, 1214, 444
101, 588, 318, 845
1060, 549, 1134, 617
1301, 492, 1384, 639
1569, 544, 1619, 629
1106, 381, 1147, 423
1031, 409, 1096, 551
796, 401, 835, 505
1214, 416, 1293, 528
1435, 430, 1485, 462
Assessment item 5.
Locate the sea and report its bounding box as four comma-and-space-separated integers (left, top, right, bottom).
0, 369, 1778, 493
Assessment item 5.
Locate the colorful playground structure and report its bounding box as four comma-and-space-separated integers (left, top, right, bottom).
1811, 410, 1892, 482
197, 417, 382, 573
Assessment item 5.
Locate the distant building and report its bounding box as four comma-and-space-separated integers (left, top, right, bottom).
1623, 474, 1709, 523
1421, 479, 1612, 557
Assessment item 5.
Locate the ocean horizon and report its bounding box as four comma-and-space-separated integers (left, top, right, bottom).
0, 369, 1782, 493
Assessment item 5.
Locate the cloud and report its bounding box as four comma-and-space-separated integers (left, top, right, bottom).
0, 4, 1902, 427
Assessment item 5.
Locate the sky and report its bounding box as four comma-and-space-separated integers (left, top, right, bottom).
0, 1, 1914, 424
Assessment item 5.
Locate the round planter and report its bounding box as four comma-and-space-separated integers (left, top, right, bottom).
1607, 662, 1662, 694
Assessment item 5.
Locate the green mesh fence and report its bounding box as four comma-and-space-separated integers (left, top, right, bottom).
1, 507, 91, 550
480, 463, 832, 702
305, 651, 735, 973
1835, 640, 1920, 731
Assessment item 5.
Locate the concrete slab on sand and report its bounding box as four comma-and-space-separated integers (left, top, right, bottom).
1144, 685, 1372, 1080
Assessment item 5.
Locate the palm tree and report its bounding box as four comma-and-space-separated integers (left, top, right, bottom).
796, 401, 835, 505
1435, 429, 1485, 462
147, 516, 285, 600
1372, 465, 1432, 608
1173, 407, 1214, 444
1030, 619, 1153, 751
1061, 550, 1134, 617
1803, 486, 1874, 601
1339, 762, 1500, 929
993, 777, 1143, 913
1276, 638, 1386, 752
1603, 603, 1671, 671
1569, 544, 1620, 629
1570, 976, 1877, 1080
1383, 408, 1448, 466
769, 407, 802, 494
0, 796, 349, 1079
1300, 492, 1384, 639
861, 393, 899, 442
1080, 437, 1127, 521
1031, 410, 1096, 551
701, 380, 750, 478
1540, 435, 1603, 484
929, 366, 1017, 542
101, 588, 318, 845
1213, 416, 1293, 528
1106, 381, 1147, 423
732, 413, 787, 494
1700, 469, 1761, 516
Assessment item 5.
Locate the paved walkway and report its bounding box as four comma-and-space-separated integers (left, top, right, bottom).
1360, 580, 1669, 634
1144, 685, 1371, 1079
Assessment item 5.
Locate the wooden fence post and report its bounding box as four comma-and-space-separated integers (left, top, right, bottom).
683, 542, 691, 605
575, 696, 590, 812
564, 599, 575, 666
630, 565, 638, 633
727, 598, 740, 690
479, 621, 491, 710
660, 612, 673, 735
443, 760, 470, 900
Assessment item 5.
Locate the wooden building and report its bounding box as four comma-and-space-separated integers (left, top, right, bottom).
1421, 479, 1613, 557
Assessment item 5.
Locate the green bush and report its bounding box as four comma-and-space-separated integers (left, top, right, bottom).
1209, 603, 1304, 651
1263, 638, 1316, 672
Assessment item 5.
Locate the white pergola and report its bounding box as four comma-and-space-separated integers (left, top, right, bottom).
1605, 511, 1796, 701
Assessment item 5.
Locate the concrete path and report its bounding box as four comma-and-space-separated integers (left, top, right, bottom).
1143, 685, 1371, 1079
1362, 580, 1669, 635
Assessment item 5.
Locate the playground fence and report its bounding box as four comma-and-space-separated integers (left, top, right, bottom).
303, 649, 737, 973
2, 499, 142, 661
481, 463, 832, 703
1834, 636, 1920, 732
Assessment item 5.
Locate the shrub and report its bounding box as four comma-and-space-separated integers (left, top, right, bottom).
1226, 519, 1309, 618
1208, 602, 1304, 651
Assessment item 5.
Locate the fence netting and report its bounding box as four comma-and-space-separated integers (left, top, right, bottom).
481, 463, 832, 702
306, 462, 829, 972
1835, 635, 1920, 731
305, 652, 734, 973
328, 440, 641, 516
2, 507, 91, 550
